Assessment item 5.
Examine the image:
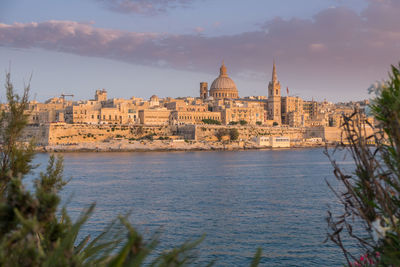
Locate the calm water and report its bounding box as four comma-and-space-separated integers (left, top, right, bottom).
30, 148, 353, 266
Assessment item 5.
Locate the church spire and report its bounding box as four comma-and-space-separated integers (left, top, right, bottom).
272, 60, 278, 82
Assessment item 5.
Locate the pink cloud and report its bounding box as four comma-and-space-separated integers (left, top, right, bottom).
194, 26, 205, 33
96, 0, 197, 15
0, 0, 399, 97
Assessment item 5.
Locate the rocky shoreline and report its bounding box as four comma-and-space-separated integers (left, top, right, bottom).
35, 140, 326, 153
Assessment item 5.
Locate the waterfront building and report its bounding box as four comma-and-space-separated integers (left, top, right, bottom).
139, 108, 171, 125
270, 136, 290, 148
170, 110, 221, 125
25, 99, 66, 124
256, 136, 290, 147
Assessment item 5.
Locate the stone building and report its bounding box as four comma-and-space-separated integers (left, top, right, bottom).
303, 100, 318, 120
170, 110, 221, 125
139, 108, 171, 125
95, 89, 107, 102
267, 61, 282, 124
221, 105, 265, 125
281, 96, 304, 127
25, 99, 66, 125
209, 62, 239, 99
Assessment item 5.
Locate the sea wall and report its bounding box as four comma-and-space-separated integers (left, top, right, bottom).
193, 125, 306, 142
46, 123, 173, 145
304, 126, 374, 142
23, 123, 350, 147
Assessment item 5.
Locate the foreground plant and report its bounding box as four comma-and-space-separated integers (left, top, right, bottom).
325, 63, 400, 266
0, 72, 262, 266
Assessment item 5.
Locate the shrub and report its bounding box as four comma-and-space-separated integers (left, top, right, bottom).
325, 63, 400, 266
0, 72, 212, 266
202, 119, 221, 125
215, 128, 228, 141
229, 128, 239, 141
239, 120, 247, 125
256, 121, 262, 126
272, 122, 278, 126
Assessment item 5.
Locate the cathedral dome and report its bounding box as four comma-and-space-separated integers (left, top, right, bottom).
150, 95, 159, 101
209, 62, 239, 99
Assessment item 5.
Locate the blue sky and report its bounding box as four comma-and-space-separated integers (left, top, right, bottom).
0, 0, 398, 102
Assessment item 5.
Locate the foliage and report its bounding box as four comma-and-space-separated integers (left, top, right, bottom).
0, 72, 263, 266
229, 128, 239, 141
325, 63, 400, 266
228, 121, 238, 125
272, 122, 278, 126
256, 121, 262, 126
202, 119, 221, 125
141, 133, 155, 141
239, 120, 247, 126
215, 129, 228, 141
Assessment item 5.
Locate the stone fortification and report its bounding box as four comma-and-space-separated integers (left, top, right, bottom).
22, 123, 359, 150
45, 123, 173, 145
25, 123, 308, 146
195, 125, 305, 142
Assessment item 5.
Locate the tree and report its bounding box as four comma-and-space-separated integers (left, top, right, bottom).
0, 73, 205, 266
229, 128, 239, 141
0, 72, 262, 266
215, 128, 228, 141
325, 63, 400, 266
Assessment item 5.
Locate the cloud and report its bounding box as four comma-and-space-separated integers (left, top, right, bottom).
95, 0, 197, 15
0, 0, 399, 98
194, 26, 205, 33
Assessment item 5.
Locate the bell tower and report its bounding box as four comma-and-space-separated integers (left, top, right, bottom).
200, 82, 208, 99
267, 61, 281, 123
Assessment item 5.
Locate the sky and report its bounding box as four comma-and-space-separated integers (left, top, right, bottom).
0, 0, 399, 102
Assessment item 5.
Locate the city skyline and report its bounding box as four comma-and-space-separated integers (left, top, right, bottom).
1, 0, 399, 102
